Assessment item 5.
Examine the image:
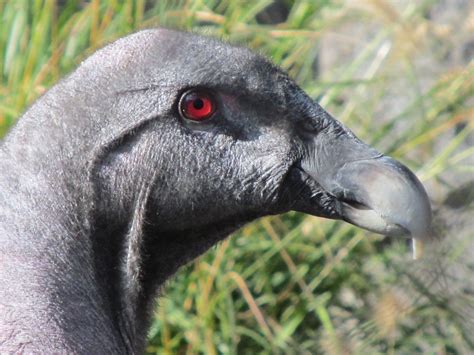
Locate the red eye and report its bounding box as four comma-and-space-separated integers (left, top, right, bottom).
179, 90, 216, 121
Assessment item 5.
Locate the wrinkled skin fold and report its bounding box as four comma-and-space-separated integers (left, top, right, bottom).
0, 29, 432, 353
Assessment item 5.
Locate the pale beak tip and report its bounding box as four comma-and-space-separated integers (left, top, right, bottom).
412, 238, 425, 260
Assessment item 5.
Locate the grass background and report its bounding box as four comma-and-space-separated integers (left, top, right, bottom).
1, 0, 473, 354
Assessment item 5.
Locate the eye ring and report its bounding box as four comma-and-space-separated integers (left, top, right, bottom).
179, 89, 217, 122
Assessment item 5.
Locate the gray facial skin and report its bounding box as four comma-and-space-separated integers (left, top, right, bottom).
0, 29, 431, 353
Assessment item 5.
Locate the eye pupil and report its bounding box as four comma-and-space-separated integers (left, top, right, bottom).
179, 90, 216, 121
193, 98, 204, 110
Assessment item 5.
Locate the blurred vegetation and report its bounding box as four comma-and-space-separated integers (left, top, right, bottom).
1, 0, 473, 354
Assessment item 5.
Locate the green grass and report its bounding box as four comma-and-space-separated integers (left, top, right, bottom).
1, 0, 473, 354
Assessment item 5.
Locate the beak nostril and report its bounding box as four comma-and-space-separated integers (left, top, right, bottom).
340, 198, 371, 210
331, 188, 370, 210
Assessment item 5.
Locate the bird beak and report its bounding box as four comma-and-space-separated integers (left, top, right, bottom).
327, 156, 431, 236
294, 115, 432, 258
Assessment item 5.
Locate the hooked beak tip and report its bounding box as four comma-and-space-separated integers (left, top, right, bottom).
335, 156, 432, 241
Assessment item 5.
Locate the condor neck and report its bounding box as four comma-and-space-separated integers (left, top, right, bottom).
0, 110, 253, 353
0, 150, 239, 353
0, 139, 137, 352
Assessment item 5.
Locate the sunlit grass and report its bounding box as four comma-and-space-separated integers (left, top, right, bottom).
1, 0, 472, 354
